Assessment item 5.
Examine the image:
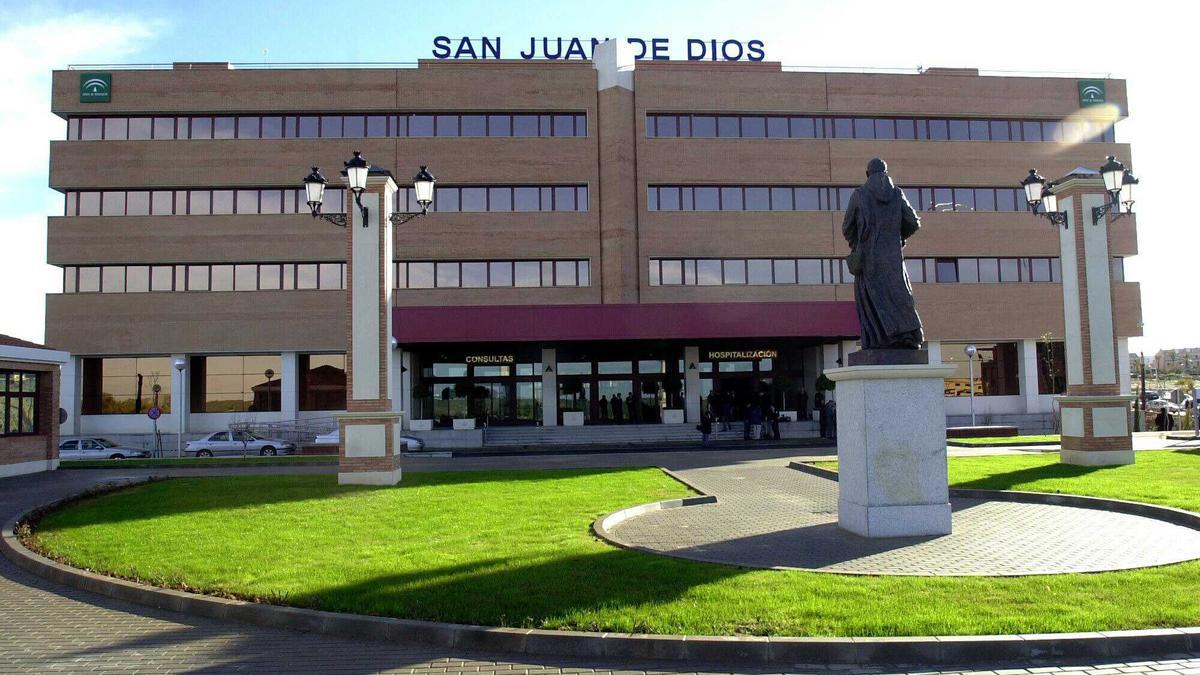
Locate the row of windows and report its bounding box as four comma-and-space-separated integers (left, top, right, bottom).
63, 263, 347, 294
398, 185, 588, 213
0, 371, 39, 436
397, 260, 591, 289
62, 259, 597, 293
646, 257, 1078, 286
62, 255, 1123, 294
646, 114, 1116, 143
67, 112, 588, 141
64, 185, 588, 217
80, 354, 347, 415
648, 185, 1038, 213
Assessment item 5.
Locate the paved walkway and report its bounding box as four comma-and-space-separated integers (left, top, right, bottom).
608, 464, 1200, 575
1, 448, 1198, 673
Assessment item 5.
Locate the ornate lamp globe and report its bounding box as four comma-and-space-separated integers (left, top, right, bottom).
343, 151, 370, 196
1021, 169, 1046, 207
1120, 169, 1139, 211
303, 167, 327, 213
412, 165, 437, 209
1100, 155, 1125, 195
1040, 184, 1059, 215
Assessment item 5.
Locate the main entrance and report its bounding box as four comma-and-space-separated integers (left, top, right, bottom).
554, 343, 684, 425
415, 349, 543, 428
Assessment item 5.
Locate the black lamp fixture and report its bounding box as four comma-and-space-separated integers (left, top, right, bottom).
688, 362, 697, 370
544, 365, 554, 373
1020, 169, 1069, 228
1021, 157, 1139, 229
302, 152, 437, 228
1093, 155, 1138, 225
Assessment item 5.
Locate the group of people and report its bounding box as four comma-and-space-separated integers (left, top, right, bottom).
595, 393, 636, 423
697, 388, 839, 446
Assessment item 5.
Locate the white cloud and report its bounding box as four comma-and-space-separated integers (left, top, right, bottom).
0, 11, 163, 344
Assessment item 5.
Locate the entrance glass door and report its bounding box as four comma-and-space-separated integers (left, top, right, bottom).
596, 379, 632, 423
472, 381, 513, 426
515, 381, 541, 424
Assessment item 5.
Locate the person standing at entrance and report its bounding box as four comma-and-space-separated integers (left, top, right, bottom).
798, 388, 809, 421
814, 389, 826, 434
625, 393, 635, 423
611, 394, 623, 423
720, 394, 733, 432
698, 411, 713, 447
599, 395, 609, 422
749, 402, 763, 440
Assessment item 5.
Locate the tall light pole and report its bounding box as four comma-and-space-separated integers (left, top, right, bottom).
964, 344, 978, 427
173, 357, 186, 457
303, 152, 436, 486
1022, 158, 1141, 465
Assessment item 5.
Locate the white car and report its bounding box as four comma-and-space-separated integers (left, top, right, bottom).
1147, 399, 1182, 413
59, 437, 151, 460
184, 431, 296, 457
313, 429, 424, 451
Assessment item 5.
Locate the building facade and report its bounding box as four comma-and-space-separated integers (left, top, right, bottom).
47, 58, 1141, 444
1, 335, 69, 476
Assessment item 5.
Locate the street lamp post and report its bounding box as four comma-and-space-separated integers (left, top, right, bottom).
964, 344, 978, 427
1019, 157, 1143, 465
303, 153, 435, 227
173, 357, 185, 458
302, 152, 437, 485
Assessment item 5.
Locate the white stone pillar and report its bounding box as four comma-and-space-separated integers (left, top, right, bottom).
281, 352, 299, 420
684, 345, 701, 423
1118, 338, 1131, 396
1052, 178, 1134, 466
822, 343, 840, 401
1021, 339, 1041, 414
541, 347, 557, 426
338, 172, 403, 485
59, 356, 81, 436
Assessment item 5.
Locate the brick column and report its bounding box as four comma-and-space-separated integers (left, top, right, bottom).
338, 173, 403, 485
1052, 176, 1134, 465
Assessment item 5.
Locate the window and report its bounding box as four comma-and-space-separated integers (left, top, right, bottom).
942, 342, 1021, 397
194, 354, 282, 413
1, 371, 39, 435
747, 259, 773, 285
935, 259, 958, 283
723, 259, 747, 284
80, 357, 172, 415
299, 354, 346, 411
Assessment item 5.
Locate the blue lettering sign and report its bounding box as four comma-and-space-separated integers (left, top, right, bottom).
430, 36, 766, 61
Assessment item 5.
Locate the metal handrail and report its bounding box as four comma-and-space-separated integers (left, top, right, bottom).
227, 416, 338, 445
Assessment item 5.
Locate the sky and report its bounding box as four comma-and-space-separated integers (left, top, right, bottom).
0, 0, 1195, 357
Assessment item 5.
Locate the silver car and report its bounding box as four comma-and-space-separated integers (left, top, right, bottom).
59, 437, 151, 460
184, 431, 295, 457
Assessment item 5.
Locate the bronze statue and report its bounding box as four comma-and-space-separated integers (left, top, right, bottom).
842, 158, 925, 350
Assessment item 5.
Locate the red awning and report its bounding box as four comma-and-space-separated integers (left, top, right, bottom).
393, 301, 858, 344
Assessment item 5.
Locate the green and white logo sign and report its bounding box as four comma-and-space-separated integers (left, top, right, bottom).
79, 73, 111, 103
1078, 80, 1106, 107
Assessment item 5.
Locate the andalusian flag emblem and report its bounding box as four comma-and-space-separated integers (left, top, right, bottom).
80, 73, 111, 102
1078, 80, 1106, 107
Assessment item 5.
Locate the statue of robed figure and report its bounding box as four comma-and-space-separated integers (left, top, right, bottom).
842, 158, 925, 350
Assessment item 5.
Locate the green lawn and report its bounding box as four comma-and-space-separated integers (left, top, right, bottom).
30, 452, 1200, 637
60, 455, 338, 469
948, 434, 1060, 446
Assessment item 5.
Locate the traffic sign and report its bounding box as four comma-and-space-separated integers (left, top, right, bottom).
147, 407, 161, 420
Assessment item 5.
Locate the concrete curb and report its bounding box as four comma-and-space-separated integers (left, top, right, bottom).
787, 461, 1200, 532
5, 475, 1200, 665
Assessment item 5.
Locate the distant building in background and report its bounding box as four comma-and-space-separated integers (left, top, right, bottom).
1153, 348, 1200, 374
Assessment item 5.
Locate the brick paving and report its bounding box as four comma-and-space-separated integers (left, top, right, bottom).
0, 452, 1198, 673
609, 464, 1200, 575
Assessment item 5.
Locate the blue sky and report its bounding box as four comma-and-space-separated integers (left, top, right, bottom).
0, 0, 1193, 355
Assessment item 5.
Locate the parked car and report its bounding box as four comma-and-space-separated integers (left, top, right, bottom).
313, 429, 425, 451
59, 437, 150, 460
184, 431, 296, 457
1147, 399, 1182, 413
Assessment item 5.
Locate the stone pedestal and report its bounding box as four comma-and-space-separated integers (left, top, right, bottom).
1058, 395, 1135, 466
825, 361, 956, 538
337, 411, 403, 485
